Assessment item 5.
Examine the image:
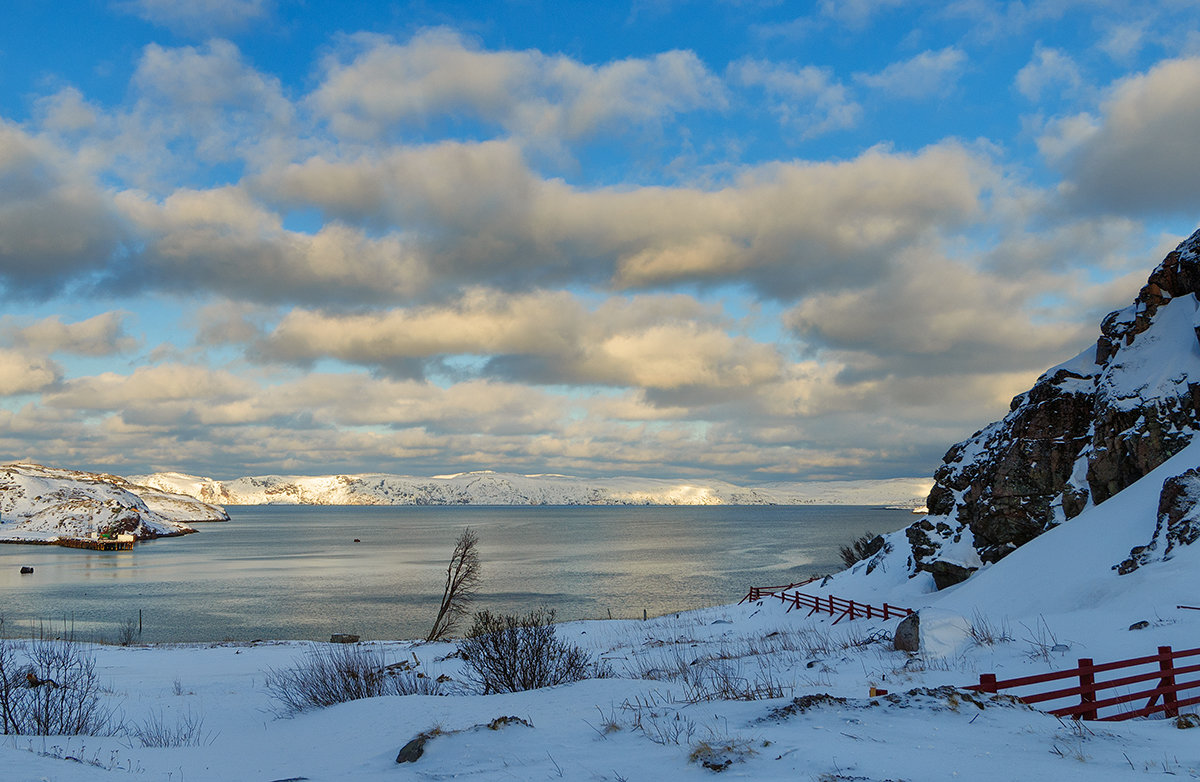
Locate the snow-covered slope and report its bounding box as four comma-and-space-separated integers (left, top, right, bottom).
132, 469, 932, 507
0, 462, 228, 544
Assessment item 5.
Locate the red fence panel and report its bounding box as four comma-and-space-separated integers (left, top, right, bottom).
968, 645, 1200, 721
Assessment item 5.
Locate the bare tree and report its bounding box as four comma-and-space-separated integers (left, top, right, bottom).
426, 527, 481, 642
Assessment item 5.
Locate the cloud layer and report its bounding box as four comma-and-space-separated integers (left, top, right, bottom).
1, 5, 1197, 482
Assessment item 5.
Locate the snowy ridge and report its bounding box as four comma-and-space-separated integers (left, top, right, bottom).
132, 469, 933, 507
0, 462, 229, 544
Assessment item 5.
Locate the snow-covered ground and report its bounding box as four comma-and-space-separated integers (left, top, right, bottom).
3, 447, 1198, 781
133, 469, 933, 508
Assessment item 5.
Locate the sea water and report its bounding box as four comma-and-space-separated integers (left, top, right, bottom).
0, 505, 912, 643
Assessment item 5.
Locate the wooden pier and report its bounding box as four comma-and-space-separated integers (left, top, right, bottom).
57, 538, 135, 551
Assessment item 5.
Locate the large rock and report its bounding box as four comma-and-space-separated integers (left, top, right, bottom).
1115, 467, 1200, 574
905, 227, 1200, 586
893, 613, 920, 652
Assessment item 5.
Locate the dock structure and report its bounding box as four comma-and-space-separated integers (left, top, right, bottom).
57, 537, 135, 551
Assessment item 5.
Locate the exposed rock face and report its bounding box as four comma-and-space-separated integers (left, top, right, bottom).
906, 228, 1200, 587
1115, 468, 1200, 574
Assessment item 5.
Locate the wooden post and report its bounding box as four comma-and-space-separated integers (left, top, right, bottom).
828, 594, 835, 616
1077, 658, 1098, 720
978, 673, 998, 694
1158, 646, 1179, 718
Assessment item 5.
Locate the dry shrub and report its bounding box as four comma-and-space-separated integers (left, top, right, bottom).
457, 608, 605, 694
0, 635, 113, 735
264, 643, 442, 714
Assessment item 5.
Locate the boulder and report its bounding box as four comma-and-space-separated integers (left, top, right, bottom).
396, 733, 430, 763
893, 613, 920, 652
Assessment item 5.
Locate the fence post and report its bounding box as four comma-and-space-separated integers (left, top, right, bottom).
977, 673, 997, 693
1077, 658, 1097, 720
1158, 646, 1179, 718
828, 594, 835, 616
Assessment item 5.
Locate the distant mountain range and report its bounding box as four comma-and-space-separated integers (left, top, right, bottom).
131, 470, 933, 508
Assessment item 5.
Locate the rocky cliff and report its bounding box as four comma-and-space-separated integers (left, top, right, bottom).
906, 227, 1200, 588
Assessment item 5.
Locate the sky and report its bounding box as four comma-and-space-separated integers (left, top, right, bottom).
1, 0, 1199, 483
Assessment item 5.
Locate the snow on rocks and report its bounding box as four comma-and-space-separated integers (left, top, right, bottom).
906, 227, 1200, 587
131, 468, 933, 507
0, 462, 228, 544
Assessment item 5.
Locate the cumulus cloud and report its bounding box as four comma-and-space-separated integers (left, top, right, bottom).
114, 0, 272, 36
309, 29, 726, 146
0, 349, 61, 395
784, 246, 1095, 381
0, 123, 127, 296
257, 289, 784, 394
1042, 57, 1200, 213
4, 312, 136, 356
120, 40, 296, 177
729, 59, 860, 137
855, 47, 968, 99
256, 140, 988, 298
1015, 45, 1083, 102
112, 186, 430, 303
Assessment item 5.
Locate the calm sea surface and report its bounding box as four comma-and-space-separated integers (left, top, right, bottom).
0, 505, 912, 643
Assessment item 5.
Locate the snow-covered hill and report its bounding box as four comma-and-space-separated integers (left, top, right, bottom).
130, 469, 932, 507
0, 462, 229, 544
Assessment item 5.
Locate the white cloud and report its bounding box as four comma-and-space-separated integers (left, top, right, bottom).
1041, 57, 1200, 213
856, 47, 968, 99
729, 59, 860, 137
0, 349, 60, 396
258, 289, 784, 393
4, 313, 136, 356
113, 186, 430, 303
114, 0, 272, 36
0, 122, 127, 296
1015, 45, 1083, 101
818, 0, 905, 29
256, 140, 987, 298
309, 29, 726, 146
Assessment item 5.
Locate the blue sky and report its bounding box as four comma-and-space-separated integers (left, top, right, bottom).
2, 0, 1200, 482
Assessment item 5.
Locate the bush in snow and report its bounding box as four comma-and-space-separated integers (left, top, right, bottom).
264, 643, 442, 714
0, 635, 112, 736
838, 530, 885, 568
457, 608, 605, 694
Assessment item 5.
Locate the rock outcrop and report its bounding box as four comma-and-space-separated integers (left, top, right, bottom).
1115, 468, 1200, 574
906, 227, 1200, 588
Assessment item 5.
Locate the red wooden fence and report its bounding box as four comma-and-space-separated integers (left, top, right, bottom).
742, 582, 913, 625
968, 645, 1200, 721
739, 577, 820, 603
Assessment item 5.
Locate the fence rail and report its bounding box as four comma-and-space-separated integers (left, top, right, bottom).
739, 577, 820, 603
742, 582, 913, 624
968, 645, 1200, 721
